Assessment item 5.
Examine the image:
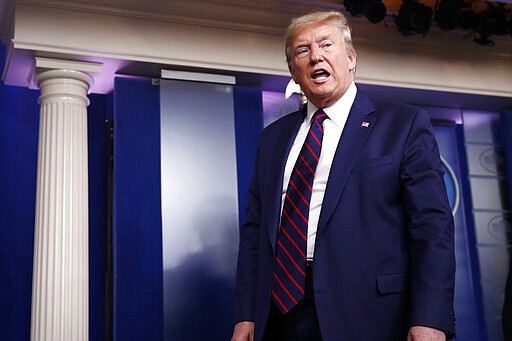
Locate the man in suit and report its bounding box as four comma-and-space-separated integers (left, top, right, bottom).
232, 11, 455, 341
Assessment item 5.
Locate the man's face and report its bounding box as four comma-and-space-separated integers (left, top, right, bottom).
288, 23, 357, 108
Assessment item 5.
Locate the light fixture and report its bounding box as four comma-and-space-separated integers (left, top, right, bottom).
472, 2, 511, 46
344, 0, 511, 46
344, 0, 387, 24
395, 0, 433, 36
434, 0, 474, 31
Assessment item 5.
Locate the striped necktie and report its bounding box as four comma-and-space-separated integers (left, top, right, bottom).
272, 109, 328, 314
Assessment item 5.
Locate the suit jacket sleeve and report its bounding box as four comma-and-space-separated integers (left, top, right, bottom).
233, 139, 263, 324
400, 108, 456, 337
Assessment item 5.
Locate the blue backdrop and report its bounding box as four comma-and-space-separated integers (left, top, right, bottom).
113, 77, 163, 341
112, 77, 263, 340
0, 67, 40, 341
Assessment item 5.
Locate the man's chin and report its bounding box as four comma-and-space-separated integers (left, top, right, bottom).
305, 90, 333, 106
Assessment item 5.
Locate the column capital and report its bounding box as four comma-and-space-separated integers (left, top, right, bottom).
36, 68, 94, 86
36, 68, 95, 106
34, 56, 101, 98
35, 57, 100, 84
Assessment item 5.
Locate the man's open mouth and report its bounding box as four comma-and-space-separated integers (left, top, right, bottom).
311, 69, 330, 80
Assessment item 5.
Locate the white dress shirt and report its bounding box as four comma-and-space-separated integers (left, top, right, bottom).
281, 82, 357, 260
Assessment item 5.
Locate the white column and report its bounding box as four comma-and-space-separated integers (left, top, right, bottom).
31, 69, 93, 341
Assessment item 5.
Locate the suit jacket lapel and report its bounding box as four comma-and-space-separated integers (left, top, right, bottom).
317, 91, 376, 231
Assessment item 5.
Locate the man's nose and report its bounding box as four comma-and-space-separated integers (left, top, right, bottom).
309, 46, 324, 63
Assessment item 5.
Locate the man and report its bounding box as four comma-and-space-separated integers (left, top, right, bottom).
232, 11, 455, 341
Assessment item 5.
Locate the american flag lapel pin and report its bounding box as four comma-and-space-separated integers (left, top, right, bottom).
361, 121, 370, 128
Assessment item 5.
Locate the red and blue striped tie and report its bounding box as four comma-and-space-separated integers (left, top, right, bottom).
272, 109, 328, 314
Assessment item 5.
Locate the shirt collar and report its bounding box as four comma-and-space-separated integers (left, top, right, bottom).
306, 82, 357, 127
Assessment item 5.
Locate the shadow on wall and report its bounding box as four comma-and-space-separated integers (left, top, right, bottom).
163, 195, 239, 340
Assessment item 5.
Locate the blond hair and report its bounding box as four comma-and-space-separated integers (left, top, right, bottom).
284, 11, 355, 64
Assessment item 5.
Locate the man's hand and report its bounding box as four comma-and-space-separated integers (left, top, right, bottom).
231, 321, 255, 341
407, 326, 446, 341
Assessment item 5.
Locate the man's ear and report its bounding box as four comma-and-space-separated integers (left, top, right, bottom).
288, 63, 298, 83
347, 51, 357, 72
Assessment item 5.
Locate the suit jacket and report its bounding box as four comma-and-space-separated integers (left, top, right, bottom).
233, 89, 456, 340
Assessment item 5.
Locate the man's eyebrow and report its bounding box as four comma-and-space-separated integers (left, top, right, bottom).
294, 42, 309, 49
294, 34, 332, 47
316, 34, 333, 42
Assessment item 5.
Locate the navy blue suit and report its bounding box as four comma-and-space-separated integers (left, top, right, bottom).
234, 89, 456, 340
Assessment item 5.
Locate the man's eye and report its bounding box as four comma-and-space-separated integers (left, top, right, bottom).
296, 48, 309, 58
321, 42, 333, 49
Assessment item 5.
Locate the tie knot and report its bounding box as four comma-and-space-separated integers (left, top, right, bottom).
312, 109, 328, 125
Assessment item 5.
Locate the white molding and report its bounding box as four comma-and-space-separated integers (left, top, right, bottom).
2, 0, 512, 97
161, 69, 236, 85
355, 77, 512, 98
14, 0, 320, 35
11, 41, 289, 76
